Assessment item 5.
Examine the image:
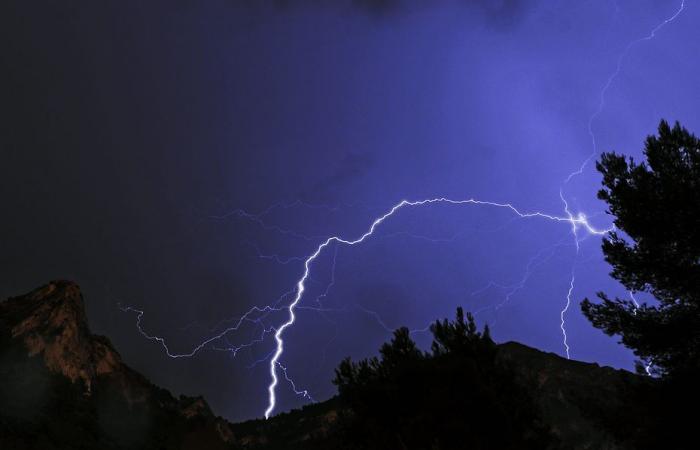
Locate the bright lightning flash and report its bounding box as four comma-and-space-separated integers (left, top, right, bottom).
121, 0, 687, 420
263, 197, 612, 418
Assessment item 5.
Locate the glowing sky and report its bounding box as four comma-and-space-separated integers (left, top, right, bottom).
2, 0, 698, 421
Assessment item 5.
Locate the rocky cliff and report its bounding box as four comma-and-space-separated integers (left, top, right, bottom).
0, 281, 235, 450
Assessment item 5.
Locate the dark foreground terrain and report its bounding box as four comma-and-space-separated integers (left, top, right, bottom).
1, 282, 648, 449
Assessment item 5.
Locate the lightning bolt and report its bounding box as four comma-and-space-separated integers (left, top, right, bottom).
277, 361, 315, 402
471, 236, 570, 321
557, 0, 686, 358
263, 197, 612, 418
124, 197, 612, 418
629, 291, 641, 314
628, 291, 655, 376
565, 0, 686, 184
560, 270, 575, 360
120, 304, 279, 359
122, 0, 687, 420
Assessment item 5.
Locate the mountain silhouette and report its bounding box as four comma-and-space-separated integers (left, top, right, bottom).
1, 281, 648, 449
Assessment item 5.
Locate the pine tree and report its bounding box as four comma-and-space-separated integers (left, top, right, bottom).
581, 120, 700, 377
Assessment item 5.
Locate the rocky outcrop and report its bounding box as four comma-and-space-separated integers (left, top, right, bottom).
1, 281, 120, 393
0, 281, 235, 450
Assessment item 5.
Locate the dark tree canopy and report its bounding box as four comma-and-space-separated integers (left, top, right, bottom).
581, 120, 700, 377
333, 308, 556, 450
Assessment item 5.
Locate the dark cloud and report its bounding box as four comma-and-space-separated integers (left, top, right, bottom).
264, 0, 536, 27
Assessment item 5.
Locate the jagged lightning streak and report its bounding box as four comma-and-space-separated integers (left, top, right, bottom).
560, 270, 576, 360
565, 0, 686, 184
628, 291, 655, 376
471, 237, 570, 321
120, 304, 278, 358
263, 197, 612, 418
277, 362, 315, 402
629, 291, 641, 314
119, 282, 299, 359
558, 0, 686, 358
213, 326, 275, 358
125, 1, 687, 419
557, 189, 581, 359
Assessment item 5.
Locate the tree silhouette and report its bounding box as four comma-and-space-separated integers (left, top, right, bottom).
581, 120, 700, 378
431, 307, 493, 357
333, 307, 556, 450
581, 120, 700, 449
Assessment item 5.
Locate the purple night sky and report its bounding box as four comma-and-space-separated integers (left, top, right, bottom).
2, 0, 698, 421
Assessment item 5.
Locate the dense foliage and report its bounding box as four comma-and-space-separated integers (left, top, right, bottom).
332, 308, 557, 450
581, 120, 700, 377
581, 120, 700, 449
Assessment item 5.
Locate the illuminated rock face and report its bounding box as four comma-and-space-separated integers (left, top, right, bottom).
0, 281, 235, 450
2, 281, 120, 393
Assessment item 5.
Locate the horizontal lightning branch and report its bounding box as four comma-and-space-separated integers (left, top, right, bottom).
120, 0, 686, 421
263, 196, 613, 418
